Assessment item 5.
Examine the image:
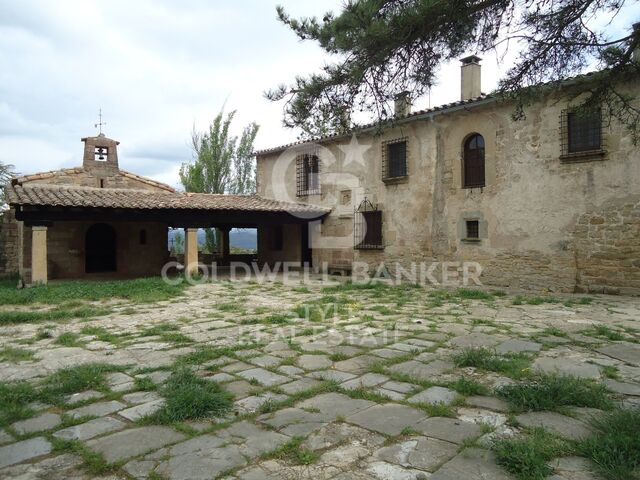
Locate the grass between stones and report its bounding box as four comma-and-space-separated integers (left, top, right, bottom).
0, 346, 35, 362
493, 427, 572, 480
0, 362, 126, 427
140, 368, 233, 424
576, 408, 640, 480
449, 376, 490, 396
51, 437, 116, 475
54, 331, 86, 347
0, 304, 113, 326
494, 408, 640, 480
453, 347, 533, 379
0, 276, 187, 306
496, 374, 613, 412
260, 436, 320, 465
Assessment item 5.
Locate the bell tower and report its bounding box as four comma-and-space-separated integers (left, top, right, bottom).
82, 111, 119, 175
81, 133, 120, 174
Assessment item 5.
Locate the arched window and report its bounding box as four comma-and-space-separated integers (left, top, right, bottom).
463, 134, 485, 188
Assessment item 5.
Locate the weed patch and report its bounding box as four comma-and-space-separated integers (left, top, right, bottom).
453, 347, 532, 379
261, 436, 319, 465
493, 428, 572, 479
142, 368, 233, 423
449, 376, 489, 396
577, 408, 640, 480
496, 374, 613, 411
0, 346, 35, 362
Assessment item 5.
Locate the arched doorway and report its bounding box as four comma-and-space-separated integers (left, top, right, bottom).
85, 223, 117, 273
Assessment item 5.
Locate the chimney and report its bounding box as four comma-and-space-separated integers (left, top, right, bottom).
460, 55, 482, 101
394, 91, 411, 117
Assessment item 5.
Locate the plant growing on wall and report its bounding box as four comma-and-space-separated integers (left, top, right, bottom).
267, 1, 640, 140
179, 109, 259, 249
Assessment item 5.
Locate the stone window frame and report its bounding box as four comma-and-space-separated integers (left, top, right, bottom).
381, 137, 409, 184
459, 213, 487, 244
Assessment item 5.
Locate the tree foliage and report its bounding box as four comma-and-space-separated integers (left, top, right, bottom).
267, 0, 640, 139
179, 110, 259, 253
180, 110, 259, 195
0, 161, 16, 205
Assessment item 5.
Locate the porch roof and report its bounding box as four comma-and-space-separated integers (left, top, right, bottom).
7, 183, 330, 227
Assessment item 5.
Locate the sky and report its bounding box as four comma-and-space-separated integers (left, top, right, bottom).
1, 0, 638, 189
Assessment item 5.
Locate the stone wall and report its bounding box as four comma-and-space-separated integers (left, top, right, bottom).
0, 209, 19, 277
573, 196, 640, 295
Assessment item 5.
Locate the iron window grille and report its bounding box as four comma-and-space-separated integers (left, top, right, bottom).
463, 134, 485, 188
354, 198, 384, 249
560, 109, 605, 159
382, 138, 408, 180
466, 220, 479, 239
296, 153, 321, 196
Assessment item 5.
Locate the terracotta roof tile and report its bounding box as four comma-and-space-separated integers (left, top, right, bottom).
7, 183, 330, 216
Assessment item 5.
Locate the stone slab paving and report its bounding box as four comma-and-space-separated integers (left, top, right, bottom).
346, 404, 426, 435
86, 426, 186, 463
407, 386, 459, 405
0, 437, 52, 469
532, 357, 601, 379
53, 416, 127, 441
374, 436, 459, 472
1, 280, 639, 479
11, 412, 61, 435
515, 412, 594, 441
430, 447, 512, 480
237, 367, 291, 386
68, 400, 127, 419
414, 417, 483, 444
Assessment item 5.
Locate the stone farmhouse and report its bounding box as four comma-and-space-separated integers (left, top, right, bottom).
254, 57, 640, 295
1, 57, 638, 294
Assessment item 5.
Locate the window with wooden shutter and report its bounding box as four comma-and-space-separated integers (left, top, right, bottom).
463, 134, 485, 188
354, 199, 383, 249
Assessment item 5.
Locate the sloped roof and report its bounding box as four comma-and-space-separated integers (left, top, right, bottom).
12, 168, 176, 193
7, 183, 330, 215
254, 69, 606, 156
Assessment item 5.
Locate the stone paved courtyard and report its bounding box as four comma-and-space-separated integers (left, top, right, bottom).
0, 278, 639, 479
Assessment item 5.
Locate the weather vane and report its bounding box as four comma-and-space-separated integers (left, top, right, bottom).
95, 108, 106, 135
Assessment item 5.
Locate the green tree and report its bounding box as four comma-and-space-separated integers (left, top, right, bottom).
179, 110, 259, 252
267, 1, 640, 139
0, 161, 16, 203
171, 230, 184, 255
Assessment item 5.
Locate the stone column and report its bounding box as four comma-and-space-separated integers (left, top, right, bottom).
184, 228, 199, 275
31, 226, 48, 285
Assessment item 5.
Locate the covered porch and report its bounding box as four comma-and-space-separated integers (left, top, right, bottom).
7, 183, 329, 284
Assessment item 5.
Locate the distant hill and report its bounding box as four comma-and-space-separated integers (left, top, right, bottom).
168, 228, 257, 250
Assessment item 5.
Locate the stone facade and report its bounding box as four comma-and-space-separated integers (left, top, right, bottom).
256, 80, 640, 293
0, 209, 19, 277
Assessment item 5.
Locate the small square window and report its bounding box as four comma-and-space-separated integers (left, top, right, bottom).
466, 220, 479, 239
